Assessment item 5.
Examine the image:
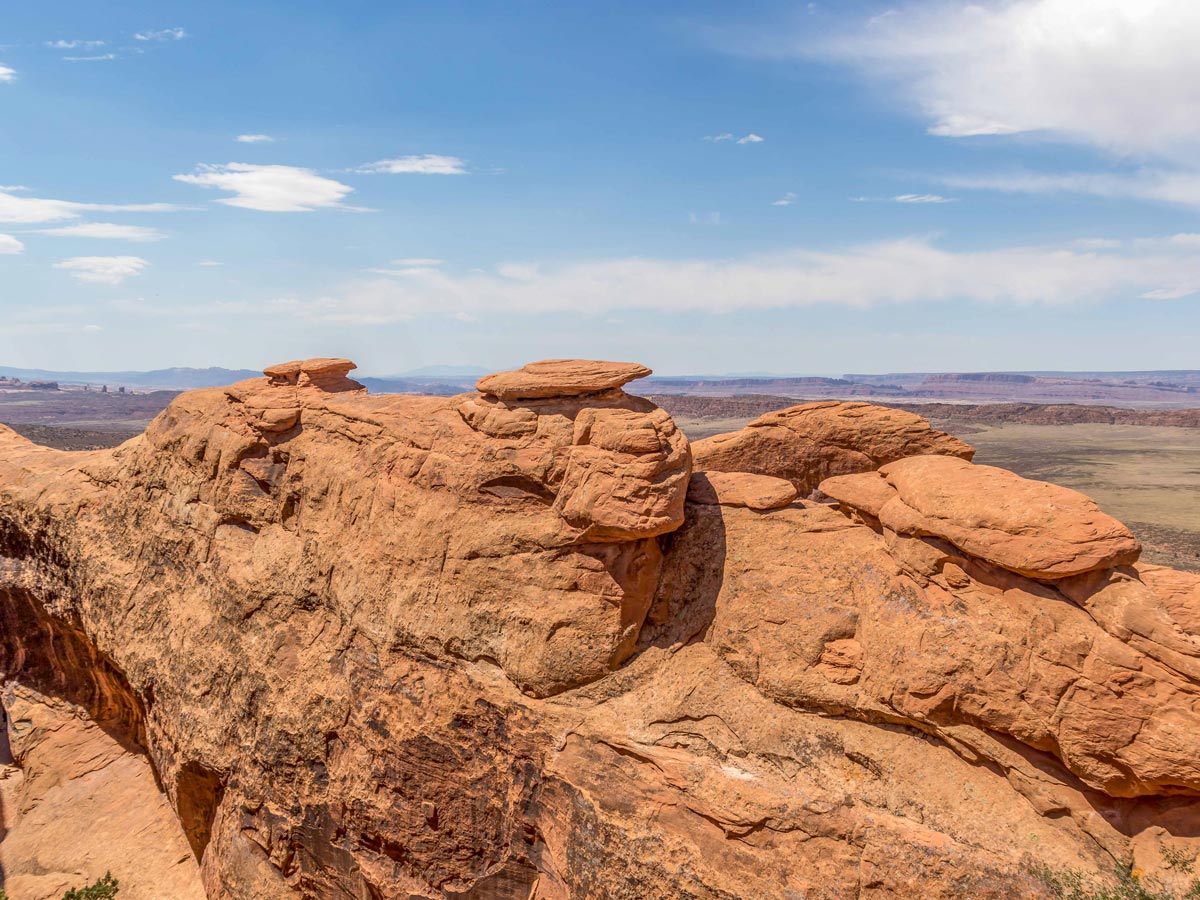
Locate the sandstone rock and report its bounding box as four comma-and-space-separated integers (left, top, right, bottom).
692, 400, 973, 495
687, 470, 798, 510
476, 358, 652, 400
821, 455, 1142, 578
1, 370, 1197, 900
262, 356, 361, 392
0, 684, 205, 900
655, 499, 1200, 798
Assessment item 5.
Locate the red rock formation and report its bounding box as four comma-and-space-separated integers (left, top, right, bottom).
0, 359, 1197, 899
821, 455, 1142, 578
692, 400, 974, 494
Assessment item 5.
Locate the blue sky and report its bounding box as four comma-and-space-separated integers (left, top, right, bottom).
1, 0, 1198, 375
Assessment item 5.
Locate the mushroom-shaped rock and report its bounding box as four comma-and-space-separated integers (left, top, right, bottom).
692, 401, 973, 496
476, 359, 652, 401
687, 471, 798, 510
820, 455, 1141, 579
263, 357, 360, 391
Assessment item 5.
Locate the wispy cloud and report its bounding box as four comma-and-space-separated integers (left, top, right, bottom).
893, 193, 955, 204
64, 53, 117, 62
46, 39, 106, 49
0, 189, 183, 224
0, 65, 16, 84
688, 211, 721, 225
705, 132, 763, 145
0, 234, 24, 254
196, 259, 222, 267
935, 169, 1200, 209
135, 27, 186, 42
55, 255, 149, 284
277, 234, 1200, 324
34, 222, 167, 242
392, 257, 443, 266
772, 192, 797, 206
235, 134, 274, 144
173, 163, 357, 212
354, 154, 468, 175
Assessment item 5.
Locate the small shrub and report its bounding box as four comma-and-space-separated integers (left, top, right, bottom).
62, 872, 119, 900
1033, 854, 1200, 900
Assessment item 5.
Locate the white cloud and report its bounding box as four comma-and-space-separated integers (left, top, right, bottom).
0, 65, 16, 83
704, 133, 734, 142
772, 192, 798, 206
47, 39, 105, 49
894, 193, 955, 204
936, 169, 1200, 209
392, 257, 443, 266
284, 234, 1200, 324
354, 154, 468, 175
135, 28, 186, 42
0, 185, 28, 192
0, 189, 183, 224
811, 0, 1200, 160
34, 222, 167, 242
196, 259, 222, 266
235, 134, 275, 144
1141, 286, 1196, 300
173, 163, 356, 212
55, 256, 149, 284
736, 133, 764, 144
0, 234, 24, 254
688, 211, 722, 225
64, 54, 117, 62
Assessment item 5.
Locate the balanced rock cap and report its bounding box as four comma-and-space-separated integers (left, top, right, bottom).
264, 357, 357, 383
476, 359, 652, 401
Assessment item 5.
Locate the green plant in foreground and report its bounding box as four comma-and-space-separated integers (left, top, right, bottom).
1033, 851, 1200, 900
62, 872, 119, 900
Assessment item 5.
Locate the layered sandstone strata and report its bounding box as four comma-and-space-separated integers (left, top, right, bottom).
0, 362, 1197, 900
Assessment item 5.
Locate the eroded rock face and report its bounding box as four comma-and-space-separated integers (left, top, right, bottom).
692, 400, 974, 495
1, 367, 1198, 900
0, 684, 205, 900
822, 455, 1143, 578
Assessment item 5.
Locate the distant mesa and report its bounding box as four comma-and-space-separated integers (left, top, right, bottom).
922, 372, 1038, 384
476, 358, 653, 400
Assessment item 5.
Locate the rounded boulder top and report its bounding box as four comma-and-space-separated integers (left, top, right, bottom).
476, 359, 652, 401
264, 357, 357, 383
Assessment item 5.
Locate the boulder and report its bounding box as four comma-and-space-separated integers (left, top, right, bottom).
692, 400, 973, 495
821, 455, 1141, 579
687, 470, 798, 510
476, 358, 652, 400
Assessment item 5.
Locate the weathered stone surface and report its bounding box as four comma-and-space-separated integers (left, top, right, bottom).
262, 356, 361, 391
687, 470, 798, 509
0, 684, 205, 900
692, 400, 974, 495
476, 358, 652, 400
822, 455, 1142, 578
1, 365, 1197, 900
